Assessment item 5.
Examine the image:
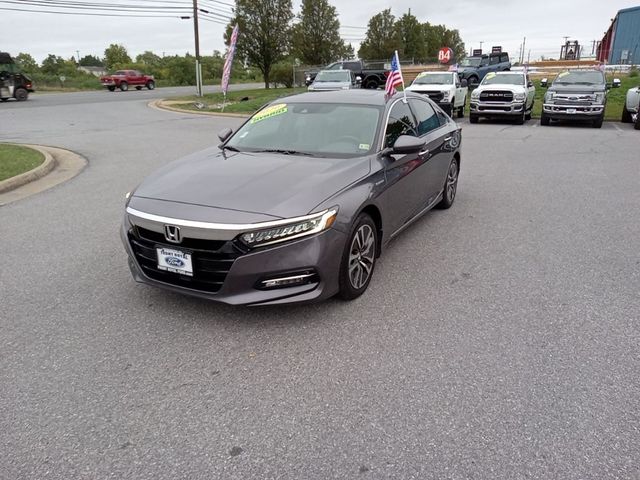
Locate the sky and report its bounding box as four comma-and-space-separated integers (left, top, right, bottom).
1, 0, 639, 64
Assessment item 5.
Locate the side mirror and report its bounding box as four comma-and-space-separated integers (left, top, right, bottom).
527, 81, 534, 88
461, 79, 468, 88
217, 127, 232, 143
391, 135, 426, 155
612, 78, 621, 88
356, 76, 362, 84
540, 78, 548, 88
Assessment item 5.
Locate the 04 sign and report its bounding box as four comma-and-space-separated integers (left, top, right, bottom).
438, 47, 454, 64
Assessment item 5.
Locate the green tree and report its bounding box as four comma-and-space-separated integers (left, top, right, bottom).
225, 0, 294, 88
79, 55, 104, 67
136, 51, 162, 68
104, 44, 131, 70
395, 12, 426, 62
41, 54, 66, 75
292, 0, 349, 65
358, 9, 401, 60
423, 23, 465, 61
14, 53, 39, 73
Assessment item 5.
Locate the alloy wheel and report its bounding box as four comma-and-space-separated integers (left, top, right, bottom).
446, 161, 458, 203
348, 224, 375, 290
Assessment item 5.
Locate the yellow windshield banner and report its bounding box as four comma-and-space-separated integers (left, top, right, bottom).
251, 103, 288, 124
485, 72, 497, 80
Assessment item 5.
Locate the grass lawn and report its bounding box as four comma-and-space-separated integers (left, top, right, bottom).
0, 144, 45, 182
168, 87, 307, 114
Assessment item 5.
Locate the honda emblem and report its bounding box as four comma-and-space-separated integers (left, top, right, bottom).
164, 225, 181, 243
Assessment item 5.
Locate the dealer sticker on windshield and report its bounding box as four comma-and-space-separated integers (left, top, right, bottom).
251, 103, 288, 124
485, 72, 496, 80
156, 247, 193, 277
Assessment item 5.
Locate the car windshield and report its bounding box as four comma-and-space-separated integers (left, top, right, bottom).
460, 58, 481, 67
315, 71, 351, 82
412, 73, 453, 85
553, 71, 605, 85
226, 102, 381, 157
481, 73, 524, 85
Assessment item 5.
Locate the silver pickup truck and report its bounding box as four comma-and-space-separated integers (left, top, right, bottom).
622, 86, 640, 130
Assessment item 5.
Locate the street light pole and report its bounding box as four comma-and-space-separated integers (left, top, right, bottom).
192, 0, 203, 96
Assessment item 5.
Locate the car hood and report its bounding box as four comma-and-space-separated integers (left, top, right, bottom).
476, 84, 526, 93
406, 84, 453, 92
132, 146, 371, 219
548, 84, 606, 94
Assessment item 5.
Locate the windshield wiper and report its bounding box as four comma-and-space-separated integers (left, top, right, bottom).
253, 149, 314, 156
220, 144, 240, 152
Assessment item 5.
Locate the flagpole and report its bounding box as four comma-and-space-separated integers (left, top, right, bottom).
222, 92, 226, 113
396, 51, 407, 103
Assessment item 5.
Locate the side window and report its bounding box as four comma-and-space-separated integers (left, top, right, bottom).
345, 62, 360, 71
500, 53, 509, 63
480, 56, 489, 67
410, 99, 441, 136
490, 55, 500, 65
384, 101, 418, 148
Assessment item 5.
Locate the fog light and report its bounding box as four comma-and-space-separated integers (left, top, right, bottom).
258, 271, 318, 290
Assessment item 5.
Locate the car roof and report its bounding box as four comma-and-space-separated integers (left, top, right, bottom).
493, 71, 523, 75
275, 90, 421, 106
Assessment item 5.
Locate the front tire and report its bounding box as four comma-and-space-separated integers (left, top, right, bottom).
634, 114, 640, 131
540, 113, 550, 126
469, 113, 479, 124
621, 104, 632, 123
119, 82, 128, 92
107, 86, 116, 92
515, 108, 526, 125
14, 88, 28, 101
365, 79, 378, 90
338, 214, 377, 301
146, 80, 155, 90
436, 158, 459, 209
592, 115, 604, 128
457, 98, 465, 118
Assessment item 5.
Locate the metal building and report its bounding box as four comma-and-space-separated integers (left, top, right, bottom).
597, 5, 640, 64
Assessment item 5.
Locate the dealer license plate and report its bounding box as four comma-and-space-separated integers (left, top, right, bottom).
156, 247, 193, 276
566, 108, 576, 114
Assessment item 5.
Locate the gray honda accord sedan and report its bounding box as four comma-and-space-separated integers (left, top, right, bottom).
121, 90, 462, 305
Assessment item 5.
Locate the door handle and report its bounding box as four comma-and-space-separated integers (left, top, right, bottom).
419, 149, 430, 157
443, 136, 452, 142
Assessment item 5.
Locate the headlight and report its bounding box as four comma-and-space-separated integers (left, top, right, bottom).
595, 93, 604, 103
342, 86, 350, 90
514, 92, 526, 101
544, 91, 554, 102
308, 85, 315, 91
240, 208, 338, 248
471, 90, 480, 99
441, 91, 451, 101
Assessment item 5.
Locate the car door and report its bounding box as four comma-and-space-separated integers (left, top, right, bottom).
379, 100, 424, 234
525, 74, 536, 108
409, 98, 454, 205
454, 75, 466, 108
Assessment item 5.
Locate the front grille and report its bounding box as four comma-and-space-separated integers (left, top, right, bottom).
128, 228, 245, 293
479, 90, 514, 102
553, 94, 594, 106
421, 91, 444, 102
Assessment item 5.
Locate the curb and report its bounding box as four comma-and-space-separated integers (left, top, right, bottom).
0, 144, 56, 194
149, 99, 250, 118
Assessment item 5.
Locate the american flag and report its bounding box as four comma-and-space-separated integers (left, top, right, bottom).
385, 51, 404, 96
221, 24, 239, 95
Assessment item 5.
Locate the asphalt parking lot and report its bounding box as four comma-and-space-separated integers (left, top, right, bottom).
1, 91, 639, 479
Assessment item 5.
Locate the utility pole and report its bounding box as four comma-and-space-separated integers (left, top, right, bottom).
479, 41, 484, 52
520, 37, 526, 64
76, 50, 80, 64
192, 0, 203, 97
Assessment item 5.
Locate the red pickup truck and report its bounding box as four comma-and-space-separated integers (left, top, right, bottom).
100, 70, 155, 92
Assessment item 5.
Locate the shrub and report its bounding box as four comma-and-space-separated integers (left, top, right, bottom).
270, 61, 295, 88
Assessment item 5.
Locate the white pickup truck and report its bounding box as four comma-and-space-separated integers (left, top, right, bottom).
622, 86, 640, 130
469, 71, 535, 125
405, 71, 468, 118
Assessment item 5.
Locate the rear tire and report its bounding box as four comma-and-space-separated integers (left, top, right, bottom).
146, 80, 155, 90
540, 113, 550, 126
592, 115, 604, 128
14, 88, 28, 101
635, 114, 640, 130
107, 86, 115, 92
621, 104, 632, 123
365, 79, 378, 90
338, 214, 377, 301
119, 82, 128, 92
457, 98, 465, 118
469, 113, 479, 124
468, 75, 479, 88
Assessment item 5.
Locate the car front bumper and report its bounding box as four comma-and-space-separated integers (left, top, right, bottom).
121, 214, 346, 306
470, 101, 525, 116
542, 103, 604, 119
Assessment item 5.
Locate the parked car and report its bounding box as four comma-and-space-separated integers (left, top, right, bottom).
621, 85, 640, 130
305, 60, 387, 90
469, 71, 535, 124
121, 90, 462, 305
0, 51, 34, 102
457, 52, 511, 87
540, 70, 620, 128
405, 71, 468, 118
100, 70, 155, 92
308, 70, 360, 91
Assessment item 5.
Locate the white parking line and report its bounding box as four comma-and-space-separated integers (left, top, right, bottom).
611, 122, 623, 132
